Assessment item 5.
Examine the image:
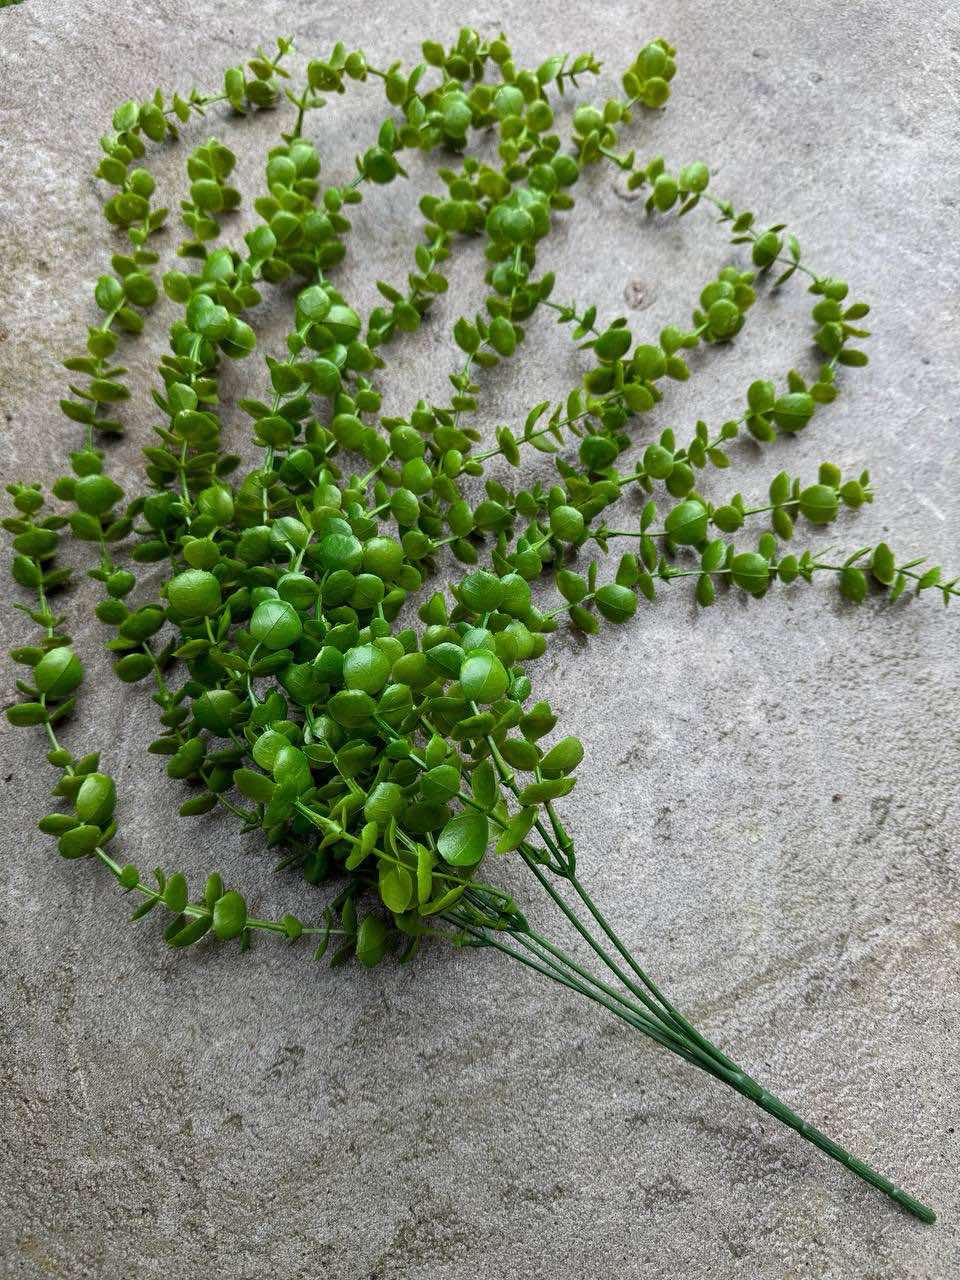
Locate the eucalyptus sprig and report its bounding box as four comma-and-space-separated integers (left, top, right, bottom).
5, 28, 950, 1226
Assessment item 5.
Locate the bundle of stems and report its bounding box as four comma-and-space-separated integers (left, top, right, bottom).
5, 28, 944, 1222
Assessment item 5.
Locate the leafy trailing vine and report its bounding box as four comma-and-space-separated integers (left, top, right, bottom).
4, 29, 950, 1223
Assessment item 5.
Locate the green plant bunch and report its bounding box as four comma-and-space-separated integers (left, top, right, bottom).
4, 29, 951, 1223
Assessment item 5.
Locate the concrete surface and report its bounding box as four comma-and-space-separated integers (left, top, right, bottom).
1, 1, 958, 1277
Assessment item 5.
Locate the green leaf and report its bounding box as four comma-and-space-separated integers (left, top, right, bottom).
517, 777, 576, 805
416, 844, 434, 905
696, 573, 716, 607
470, 759, 499, 810
163, 872, 188, 914
664, 500, 708, 545
437, 809, 488, 867
498, 737, 541, 771
212, 891, 247, 940
839, 565, 868, 604
539, 736, 584, 776
730, 552, 770, 595
495, 808, 537, 854
700, 539, 727, 573
453, 317, 480, 353
75, 773, 116, 825
378, 860, 413, 913
556, 569, 588, 603
889, 573, 907, 604
870, 542, 896, 586
595, 584, 636, 623
356, 914, 388, 967
768, 471, 791, 506
488, 315, 516, 357
233, 768, 275, 804
6, 702, 48, 727
167, 915, 212, 948
114, 652, 153, 682
112, 100, 140, 132
57, 825, 101, 859
419, 883, 468, 916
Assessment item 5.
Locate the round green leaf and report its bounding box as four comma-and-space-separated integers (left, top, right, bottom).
459, 650, 509, 704
250, 598, 302, 650
212, 891, 247, 940
664, 499, 709, 545
167, 569, 222, 619
378, 861, 413, 913
730, 552, 770, 595
798, 483, 840, 525
437, 809, 489, 867
57, 825, 101, 859
539, 736, 584, 776
342, 644, 392, 694
772, 393, 814, 433
74, 773, 116, 826
595, 583, 637, 623
33, 647, 83, 698
356, 914, 388, 967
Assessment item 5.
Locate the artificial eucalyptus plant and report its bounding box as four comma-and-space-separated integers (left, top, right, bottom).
4, 29, 948, 1222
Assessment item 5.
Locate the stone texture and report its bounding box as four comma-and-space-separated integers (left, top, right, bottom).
0, 2, 958, 1277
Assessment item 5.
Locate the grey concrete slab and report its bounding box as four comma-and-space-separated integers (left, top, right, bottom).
0, 1, 957, 1277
